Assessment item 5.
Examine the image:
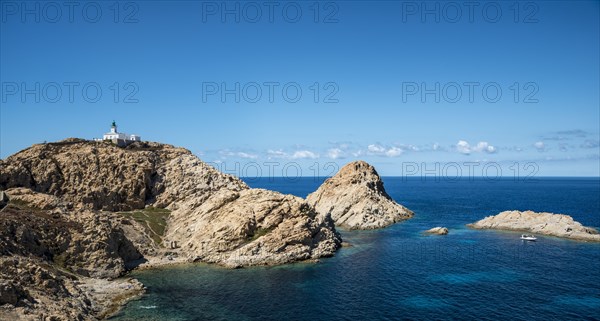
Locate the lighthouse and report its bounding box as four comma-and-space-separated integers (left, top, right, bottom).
97, 121, 141, 146
110, 121, 118, 134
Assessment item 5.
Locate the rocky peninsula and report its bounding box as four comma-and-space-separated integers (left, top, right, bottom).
0, 139, 344, 320
468, 210, 600, 242
307, 161, 413, 230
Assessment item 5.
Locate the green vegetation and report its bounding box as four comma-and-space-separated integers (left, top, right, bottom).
118, 207, 171, 246
53, 252, 68, 268
248, 227, 274, 242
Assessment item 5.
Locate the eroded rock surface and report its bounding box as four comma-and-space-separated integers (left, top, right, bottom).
307, 161, 413, 229
167, 188, 340, 268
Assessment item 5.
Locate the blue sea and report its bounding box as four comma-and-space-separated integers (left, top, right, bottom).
112, 177, 600, 321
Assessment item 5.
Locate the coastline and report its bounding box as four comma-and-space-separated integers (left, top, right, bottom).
80, 277, 145, 320
467, 210, 600, 242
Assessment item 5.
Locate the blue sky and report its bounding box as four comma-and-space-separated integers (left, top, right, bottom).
1, 0, 599, 177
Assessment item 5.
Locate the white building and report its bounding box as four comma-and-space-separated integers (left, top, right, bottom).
95, 121, 141, 145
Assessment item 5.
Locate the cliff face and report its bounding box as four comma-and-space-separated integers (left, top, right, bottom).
468, 210, 600, 242
307, 161, 413, 230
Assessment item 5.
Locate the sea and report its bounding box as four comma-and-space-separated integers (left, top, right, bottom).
111, 177, 600, 321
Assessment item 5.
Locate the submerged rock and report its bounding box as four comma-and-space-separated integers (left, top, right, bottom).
307, 161, 413, 230
467, 210, 600, 242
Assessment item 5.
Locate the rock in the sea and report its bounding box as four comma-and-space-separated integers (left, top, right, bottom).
424, 227, 448, 235
306, 161, 413, 230
467, 210, 600, 242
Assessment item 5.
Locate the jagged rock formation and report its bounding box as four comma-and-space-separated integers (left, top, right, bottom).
467, 210, 600, 242
424, 227, 449, 235
307, 161, 413, 230
0, 139, 343, 318
0, 255, 93, 320
1, 188, 142, 278
167, 188, 340, 268
0, 139, 192, 212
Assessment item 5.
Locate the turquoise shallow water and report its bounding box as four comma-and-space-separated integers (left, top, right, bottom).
112, 178, 600, 321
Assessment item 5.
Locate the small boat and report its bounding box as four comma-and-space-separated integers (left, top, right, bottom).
520, 234, 537, 241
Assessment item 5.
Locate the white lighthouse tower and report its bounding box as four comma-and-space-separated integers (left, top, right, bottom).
110, 121, 118, 134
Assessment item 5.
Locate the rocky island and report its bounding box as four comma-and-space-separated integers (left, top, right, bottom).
307, 161, 413, 230
468, 210, 600, 242
423, 227, 449, 235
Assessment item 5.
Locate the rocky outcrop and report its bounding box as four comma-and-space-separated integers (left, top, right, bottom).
306, 161, 413, 230
0, 139, 340, 267
0, 256, 143, 321
424, 227, 448, 235
0, 139, 191, 212
0, 138, 343, 318
142, 147, 341, 266
167, 188, 340, 268
467, 210, 600, 242
0, 256, 91, 320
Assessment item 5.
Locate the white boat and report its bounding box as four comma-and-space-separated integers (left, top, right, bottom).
520, 234, 537, 241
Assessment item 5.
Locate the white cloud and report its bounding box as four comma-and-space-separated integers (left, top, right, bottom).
219, 149, 258, 159
267, 149, 288, 159
456, 140, 497, 155
368, 144, 386, 153
236, 152, 258, 159
291, 150, 319, 159
385, 147, 403, 157
327, 148, 344, 159
473, 141, 497, 154
267, 149, 319, 159
366, 144, 404, 157
456, 140, 471, 154
534, 141, 545, 152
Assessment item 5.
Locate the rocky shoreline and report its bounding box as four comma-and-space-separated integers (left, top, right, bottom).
3, 139, 597, 320
0, 139, 412, 319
